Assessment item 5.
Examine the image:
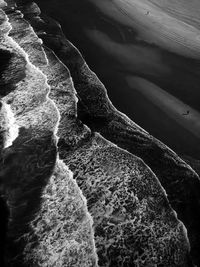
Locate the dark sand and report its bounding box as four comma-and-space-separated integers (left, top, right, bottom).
35, 0, 200, 158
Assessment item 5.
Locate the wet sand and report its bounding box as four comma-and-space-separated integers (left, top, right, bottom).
35, 0, 200, 158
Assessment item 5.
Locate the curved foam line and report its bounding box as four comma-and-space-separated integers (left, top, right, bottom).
0, 4, 99, 264
2, 102, 19, 148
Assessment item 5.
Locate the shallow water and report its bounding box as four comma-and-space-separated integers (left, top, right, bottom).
36, 0, 200, 158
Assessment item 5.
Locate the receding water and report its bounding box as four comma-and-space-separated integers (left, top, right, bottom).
36, 0, 200, 159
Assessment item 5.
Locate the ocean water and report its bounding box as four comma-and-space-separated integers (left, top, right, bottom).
36, 0, 200, 158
